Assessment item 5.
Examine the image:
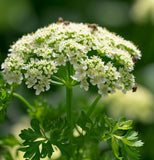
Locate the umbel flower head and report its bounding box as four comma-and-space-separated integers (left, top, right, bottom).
1, 18, 141, 97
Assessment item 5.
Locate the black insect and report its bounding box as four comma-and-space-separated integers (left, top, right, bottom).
132, 86, 137, 92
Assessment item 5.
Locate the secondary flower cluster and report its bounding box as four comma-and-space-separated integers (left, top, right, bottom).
131, 0, 154, 24
103, 86, 154, 123
1, 19, 141, 96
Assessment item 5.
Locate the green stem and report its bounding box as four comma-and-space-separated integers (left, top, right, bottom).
50, 79, 64, 86
13, 93, 33, 111
65, 62, 73, 159
66, 62, 73, 126
66, 86, 73, 160
66, 87, 73, 125
87, 95, 101, 117
52, 75, 65, 84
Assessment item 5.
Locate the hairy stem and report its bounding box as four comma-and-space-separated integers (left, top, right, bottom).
13, 93, 33, 111
87, 95, 101, 117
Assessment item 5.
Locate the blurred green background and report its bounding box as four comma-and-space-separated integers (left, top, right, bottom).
0, 0, 154, 159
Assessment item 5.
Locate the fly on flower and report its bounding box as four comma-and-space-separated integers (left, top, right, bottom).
87, 23, 98, 31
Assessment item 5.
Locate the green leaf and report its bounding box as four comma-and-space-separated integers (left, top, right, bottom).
121, 144, 141, 160
120, 131, 144, 147
19, 128, 42, 143
77, 111, 92, 131
30, 119, 41, 134
19, 119, 54, 160
0, 134, 19, 147
102, 116, 143, 160
0, 72, 15, 123
1, 90, 7, 100
0, 150, 14, 160
41, 141, 54, 158
111, 137, 122, 160
131, 140, 144, 147
0, 105, 8, 123
126, 131, 138, 141
104, 115, 115, 128
118, 120, 133, 130
20, 141, 41, 159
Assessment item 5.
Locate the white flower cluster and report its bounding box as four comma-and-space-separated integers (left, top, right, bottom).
1, 20, 141, 96
103, 86, 154, 123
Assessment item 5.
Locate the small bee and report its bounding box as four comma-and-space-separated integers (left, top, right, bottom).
63, 21, 70, 25
132, 57, 138, 63
132, 86, 137, 92
58, 17, 64, 23
87, 23, 98, 31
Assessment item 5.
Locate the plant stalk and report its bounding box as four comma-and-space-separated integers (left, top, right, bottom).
66, 62, 73, 125
66, 87, 73, 126
66, 86, 73, 159
87, 95, 101, 117
65, 62, 74, 159
13, 93, 33, 111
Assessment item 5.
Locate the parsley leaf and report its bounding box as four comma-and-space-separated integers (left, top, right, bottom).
0, 72, 15, 123
102, 116, 143, 160
0, 134, 19, 147
19, 119, 53, 160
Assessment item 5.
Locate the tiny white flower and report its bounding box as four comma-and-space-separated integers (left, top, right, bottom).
98, 83, 109, 98
80, 79, 89, 91
72, 64, 87, 81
